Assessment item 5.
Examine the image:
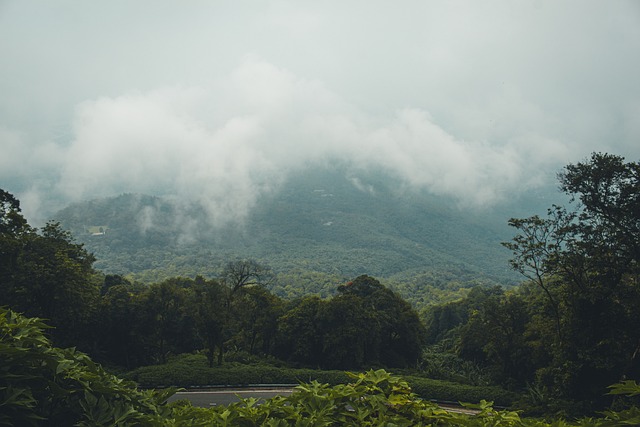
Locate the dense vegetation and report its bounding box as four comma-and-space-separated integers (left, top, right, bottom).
2, 189, 427, 372
1, 152, 639, 424
422, 153, 640, 415
52, 165, 530, 300
3, 307, 640, 426
0, 307, 175, 426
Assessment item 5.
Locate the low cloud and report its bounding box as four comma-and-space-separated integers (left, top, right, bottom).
2, 3, 638, 226
11, 57, 575, 225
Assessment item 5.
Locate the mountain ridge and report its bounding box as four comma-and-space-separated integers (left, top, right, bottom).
52, 166, 559, 296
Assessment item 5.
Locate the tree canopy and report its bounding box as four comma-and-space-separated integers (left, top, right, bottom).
0, 192, 100, 348
421, 153, 640, 412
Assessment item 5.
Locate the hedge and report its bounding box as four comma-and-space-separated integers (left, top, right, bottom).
125, 354, 518, 407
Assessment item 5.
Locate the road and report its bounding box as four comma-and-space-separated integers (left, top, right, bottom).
168, 388, 294, 407
168, 388, 480, 415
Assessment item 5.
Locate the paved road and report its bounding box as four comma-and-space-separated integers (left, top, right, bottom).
169, 389, 480, 415
168, 388, 294, 407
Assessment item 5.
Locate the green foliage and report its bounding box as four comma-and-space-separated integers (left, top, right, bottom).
419, 154, 640, 414
126, 354, 351, 388
417, 344, 492, 386
337, 275, 427, 367
273, 276, 426, 369
167, 369, 640, 426
4, 307, 640, 426
0, 189, 29, 236
406, 375, 518, 407
608, 381, 640, 398
0, 192, 100, 349
5, 150, 640, 421
125, 353, 517, 406
0, 307, 175, 426
169, 368, 520, 426
51, 166, 522, 303
502, 153, 640, 406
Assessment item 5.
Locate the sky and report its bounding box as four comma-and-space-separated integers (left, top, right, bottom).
1, 1, 639, 225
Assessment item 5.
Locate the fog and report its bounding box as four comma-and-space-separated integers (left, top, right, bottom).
1, 1, 639, 224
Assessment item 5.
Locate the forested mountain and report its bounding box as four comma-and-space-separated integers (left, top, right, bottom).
3, 153, 639, 421
52, 165, 557, 297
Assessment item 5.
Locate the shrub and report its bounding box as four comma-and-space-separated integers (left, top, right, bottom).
126, 355, 517, 406
405, 376, 518, 407
126, 360, 351, 389
0, 308, 175, 426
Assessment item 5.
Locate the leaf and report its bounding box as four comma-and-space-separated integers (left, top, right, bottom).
607, 380, 640, 397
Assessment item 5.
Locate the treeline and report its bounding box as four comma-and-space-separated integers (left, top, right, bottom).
53, 166, 519, 286
421, 153, 640, 414
1, 190, 424, 372
98, 271, 426, 371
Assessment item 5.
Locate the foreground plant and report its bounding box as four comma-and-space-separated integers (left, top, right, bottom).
3, 306, 640, 426
0, 308, 174, 426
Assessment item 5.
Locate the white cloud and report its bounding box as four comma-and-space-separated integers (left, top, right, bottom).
48, 58, 570, 225
1, 1, 638, 223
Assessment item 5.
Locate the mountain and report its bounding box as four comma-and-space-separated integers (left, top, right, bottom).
52, 165, 559, 298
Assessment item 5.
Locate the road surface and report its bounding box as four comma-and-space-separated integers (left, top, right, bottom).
168, 388, 294, 407
168, 388, 480, 415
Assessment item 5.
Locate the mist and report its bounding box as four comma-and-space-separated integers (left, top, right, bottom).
1, 1, 639, 224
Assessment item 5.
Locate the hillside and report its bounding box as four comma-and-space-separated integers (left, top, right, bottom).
52, 165, 557, 297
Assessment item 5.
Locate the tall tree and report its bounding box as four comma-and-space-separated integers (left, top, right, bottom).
277, 276, 426, 369
457, 289, 536, 387
98, 282, 140, 368
233, 285, 283, 356
503, 153, 640, 403
0, 189, 29, 236
222, 259, 274, 294
0, 189, 30, 295
212, 259, 276, 364
192, 276, 226, 367
336, 275, 426, 367
275, 296, 326, 367
139, 278, 197, 364
0, 191, 99, 349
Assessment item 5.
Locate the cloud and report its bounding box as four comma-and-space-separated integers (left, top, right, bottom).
46, 57, 569, 227
1, 2, 638, 224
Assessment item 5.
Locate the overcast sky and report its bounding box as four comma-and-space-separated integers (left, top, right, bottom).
1, 1, 639, 224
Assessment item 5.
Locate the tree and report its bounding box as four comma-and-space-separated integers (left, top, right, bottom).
232, 285, 283, 356
320, 292, 375, 369
222, 259, 274, 294
0, 189, 29, 236
278, 275, 426, 370
423, 286, 502, 345
275, 296, 326, 367
0, 201, 100, 349
503, 153, 640, 404
210, 259, 275, 364
458, 289, 536, 387
139, 278, 197, 364
97, 281, 149, 369
337, 275, 426, 367
192, 276, 226, 367
0, 189, 30, 299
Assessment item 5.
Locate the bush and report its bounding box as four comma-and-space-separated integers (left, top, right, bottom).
125, 354, 517, 406
169, 369, 521, 426
168, 370, 640, 426
0, 308, 175, 426
4, 310, 640, 426
126, 357, 351, 389
405, 376, 518, 407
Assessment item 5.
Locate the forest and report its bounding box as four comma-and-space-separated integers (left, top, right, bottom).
1, 152, 640, 425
